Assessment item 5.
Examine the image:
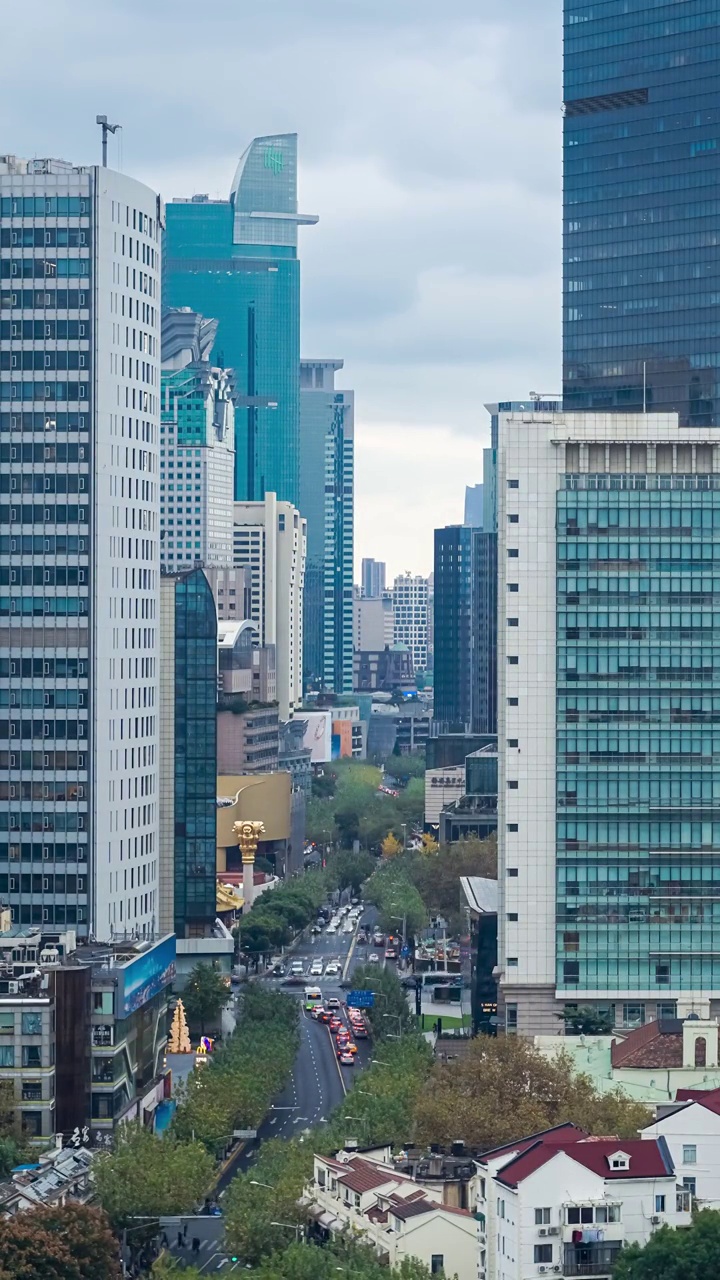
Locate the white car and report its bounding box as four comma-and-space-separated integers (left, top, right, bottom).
325, 962, 340, 977
326, 924, 337, 935
290, 961, 304, 975
310, 961, 323, 976
368, 953, 380, 964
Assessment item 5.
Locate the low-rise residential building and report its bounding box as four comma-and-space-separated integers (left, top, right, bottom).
642, 1084, 720, 1209
0, 1145, 94, 1215
307, 1148, 476, 1279
536, 1015, 720, 1106
476, 1123, 691, 1280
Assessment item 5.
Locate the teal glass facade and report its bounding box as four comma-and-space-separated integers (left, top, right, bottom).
172, 569, 218, 935
557, 472, 720, 994
563, 0, 720, 423
164, 135, 317, 507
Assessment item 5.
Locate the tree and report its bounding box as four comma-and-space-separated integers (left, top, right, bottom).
181, 962, 229, 1033
614, 1210, 720, 1279
561, 1005, 614, 1036
325, 850, 375, 896
0, 1202, 121, 1280
381, 832, 403, 858
151, 1260, 204, 1279
167, 999, 192, 1053
413, 1035, 650, 1151
419, 832, 439, 854
93, 1122, 215, 1223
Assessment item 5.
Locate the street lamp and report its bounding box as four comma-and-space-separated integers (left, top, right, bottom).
250, 1180, 274, 1190
371, 1059, 391, 1067
401, 823, 407, 850
270, 1221, 304, 1243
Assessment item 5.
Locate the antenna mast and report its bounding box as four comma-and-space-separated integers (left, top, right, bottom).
96, 115, 121, 168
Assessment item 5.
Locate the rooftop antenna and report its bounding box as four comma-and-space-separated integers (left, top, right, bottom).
96, 115, 121, 168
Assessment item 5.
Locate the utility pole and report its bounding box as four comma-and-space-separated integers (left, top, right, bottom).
96, 115, 121, 167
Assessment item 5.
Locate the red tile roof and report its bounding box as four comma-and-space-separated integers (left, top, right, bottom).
675, 1086, 720, 1115
477, 1122, 586, 1166
611, 1020, 684, 1069
336, 1158, 398, 1195
496, 1137, 673, 1189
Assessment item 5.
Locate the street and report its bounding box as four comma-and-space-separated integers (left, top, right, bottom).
166, 904, 376, 1272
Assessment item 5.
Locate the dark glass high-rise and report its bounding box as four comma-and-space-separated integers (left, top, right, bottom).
563, 1, 720, 425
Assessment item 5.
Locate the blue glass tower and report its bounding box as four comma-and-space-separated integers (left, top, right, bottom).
164, 135, 318, 505
563, 1, 720, 425
433, 526, 475, 732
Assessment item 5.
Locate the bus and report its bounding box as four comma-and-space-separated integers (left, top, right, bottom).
304, 986, 323, 1011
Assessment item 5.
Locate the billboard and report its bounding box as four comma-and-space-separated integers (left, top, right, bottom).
300, 710, 332, 763
116, 934, 176, 1018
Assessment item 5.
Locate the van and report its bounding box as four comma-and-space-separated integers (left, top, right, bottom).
290, 960, 304, 975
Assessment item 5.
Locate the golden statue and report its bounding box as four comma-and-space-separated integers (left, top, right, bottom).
233, 820, 266, 913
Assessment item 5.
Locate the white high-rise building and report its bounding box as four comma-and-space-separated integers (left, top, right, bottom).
229, 494, 306, 719
392, 572, 428, 671
159, 308, 234, 571
0, 156, 162, 941
496, 409, 720, 1036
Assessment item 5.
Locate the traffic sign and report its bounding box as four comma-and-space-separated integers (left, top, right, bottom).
347, 990, 375, 1008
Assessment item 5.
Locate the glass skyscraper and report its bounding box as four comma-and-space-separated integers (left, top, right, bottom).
563, 1, 720, 424
433, 525, 475, 732
164, 134, 318, 506
299, 360, 354, 694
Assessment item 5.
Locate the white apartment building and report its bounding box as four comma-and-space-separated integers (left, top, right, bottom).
159, 308, 234, 571
353, 588, 393, 652
476, 1124, 691, 1280
392, 572, 428, 671
231, 493, 305, 719
496, 411, 720, 1035
642, 1082, 720, 1209
0, 156, 161, 941
307, 1149, 477, 1280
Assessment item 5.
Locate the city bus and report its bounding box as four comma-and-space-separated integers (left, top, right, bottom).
304, 986, 323, 1011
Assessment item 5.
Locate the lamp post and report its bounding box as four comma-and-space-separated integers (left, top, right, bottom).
270, 1221, 304, 1243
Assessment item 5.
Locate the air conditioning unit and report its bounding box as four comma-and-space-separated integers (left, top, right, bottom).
539, 1228, 548, 1236
538, 1268, 547, 1275
7, 982, 19, 994
651, 1214, 662, 1225
548, 1226, 560, 1235
553, 1268, 562, 1274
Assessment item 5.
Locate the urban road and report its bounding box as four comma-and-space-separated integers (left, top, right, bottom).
168, 905, 382, 1273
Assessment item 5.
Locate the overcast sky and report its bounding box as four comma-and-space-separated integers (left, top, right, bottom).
4, 0, 562, 579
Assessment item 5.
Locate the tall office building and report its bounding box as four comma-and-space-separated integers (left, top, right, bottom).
159, 568, 217, 937
0, 155, 162, 940
164, 134, 318, 506
563, 2, 720, 423
497, 409, 720, 1035
392, 573, 428, 672
353, 588, 393, 652
433, 526, 475, 732
299, 359, 354, 694
361, 558, 385, 599
160, 308, 235, 570
463, 485, 484, 529
226, 493, 306, 720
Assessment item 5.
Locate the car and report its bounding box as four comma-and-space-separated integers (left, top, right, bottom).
384, 948, 397, 961
326, 996, 341, 1010
325, 963, 340, 977
326, 925, 337, 935
310, 961, 323, 976
320, 1010, 333, 1023
353, 1024, 368, 1038
344, 1041, 358, 1054
373, 932, 384, 946
351, 897, 360, 905
336, 1033, 350, 1046
338, 1051, 355, 1065
368, 953, 380, 964
310, 1006, 325, 1020
329, 1017, 343, 1032
310, 925, 322, 935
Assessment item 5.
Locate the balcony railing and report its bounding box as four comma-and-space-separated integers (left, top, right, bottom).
563, 1245, 622, 1277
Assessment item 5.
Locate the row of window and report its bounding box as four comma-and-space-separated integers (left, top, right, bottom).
0, 597, 87, 617
559, 541, 720, 559
1, 353, 88, 371
0, 567, 87, 586
0, 504, 88, 524
0, 382, 89, 402
0, 259, 90, 279
0, 536, 86, 555
558, 821, 720, 846
0, 288, 89, 310
0, 875, 85, 895
1, 477, 87, 494
0, 1046, 46, 1068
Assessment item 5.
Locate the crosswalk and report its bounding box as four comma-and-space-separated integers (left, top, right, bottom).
172, 1239, 242, 1273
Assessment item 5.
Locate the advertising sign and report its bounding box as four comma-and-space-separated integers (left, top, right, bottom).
116, 934, 176, 1018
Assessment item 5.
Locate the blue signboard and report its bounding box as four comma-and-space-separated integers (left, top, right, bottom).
116, 934, 177, 1017
347, 989, 375, 1009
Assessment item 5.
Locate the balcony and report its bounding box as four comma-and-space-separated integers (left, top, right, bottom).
563, 1244, 622, 1277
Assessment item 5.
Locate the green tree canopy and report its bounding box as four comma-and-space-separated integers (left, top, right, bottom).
181, 962, 230, 1032
614, 1210, 720, 1280
93, 1122, 215, 1224
413, 1034, 651, 1151
0, 1202, 121, 1280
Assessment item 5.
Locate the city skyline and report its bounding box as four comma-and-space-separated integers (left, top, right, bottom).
1, 0, 562, 577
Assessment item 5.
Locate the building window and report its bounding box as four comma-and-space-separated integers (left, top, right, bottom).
506, 1004, 518, 1033
431, 1257, 444, 1275
534, 1245, 552, 1263
535, 1208, 551, 1225
93, 991, 113, 1016
21, 1012, 42, 1035
683, 1145, 697, 1165
655, 1195, 666, 1214
507, 867, 519, 877
21, 1111, 42, 1137
0, 1013, 13, 1035
621, 1003, 645, 1029
0, 1046, 14, 1068
507, 479, 519, 489
507, 823, 519, 832
22, 1046, 42, 1068
656, 1002, 677, 1020
683, 1177, 697, 1197
563, 961, 580, 984
507, 912, 518, 922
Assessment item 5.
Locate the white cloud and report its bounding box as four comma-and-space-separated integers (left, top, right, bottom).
4, 0, 563, 575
